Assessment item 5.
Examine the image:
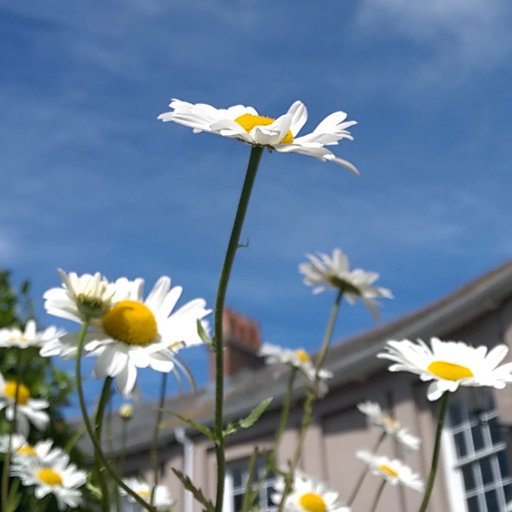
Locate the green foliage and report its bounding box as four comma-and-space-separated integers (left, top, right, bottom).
172, 468, 215, 512
224, 397, 273, 436
0, 270, 95, 511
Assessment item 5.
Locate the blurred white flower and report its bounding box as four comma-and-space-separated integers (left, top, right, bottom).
44, 269, 121, 322
299, 249, 392, 318
10, 452, 87, 510
158, 99, 359, 174
121, 477, 174, 510
272, 471, 350, 512
378, 338, 512, 401
0, 436, 66, 466
357, 401, 420, 450
0, 372, 49, 436
260, 343, 332, 396
0, 320, 64, 350
356, 451, 423, 492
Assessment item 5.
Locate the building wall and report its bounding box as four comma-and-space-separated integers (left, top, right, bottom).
124, 295, 512, 512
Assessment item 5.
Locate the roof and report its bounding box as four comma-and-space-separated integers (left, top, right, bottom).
89, 259, 512, 456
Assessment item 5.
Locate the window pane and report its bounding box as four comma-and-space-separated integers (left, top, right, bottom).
462, 465, 476, 491
480, 456, 494, 485
450, 401, 465, 427
504, 484, 512, 503
233, 468, 243, 488
498, 450, 510, 477
485, 489, 498, 511
488, 417, 502, 445
233, 493, 244, 512
472, 424, 485, 451
467, 495, 480, 512
455, 432, 468, 457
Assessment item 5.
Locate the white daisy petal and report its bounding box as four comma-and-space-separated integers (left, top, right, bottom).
0, 373, 49, 434
259, 343, 332, 397
75, 274, 211, 396
10, 452, 87, 510
378, 338, 512, 401
299, 248, 391, 317
272, 471, 349, 512
357, 400, 420, 450
356, 450, 424, 492
159, 98, 358, 172
0, 320, 66, 350
121, 477, 174, 510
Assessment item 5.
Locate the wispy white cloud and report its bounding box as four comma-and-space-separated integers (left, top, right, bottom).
355, 0, 512, 83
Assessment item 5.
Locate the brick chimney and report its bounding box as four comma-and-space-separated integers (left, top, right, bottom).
209, 309, 264, 379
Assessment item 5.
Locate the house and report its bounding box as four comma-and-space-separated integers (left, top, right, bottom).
104, 260, 512, 512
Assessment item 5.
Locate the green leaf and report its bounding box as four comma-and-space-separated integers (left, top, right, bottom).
172, 468, 215, 512
164, 412, 216, 443
224, 397, 273, 436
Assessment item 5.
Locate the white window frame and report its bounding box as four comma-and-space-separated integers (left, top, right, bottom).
442, 391, 512, 512
224, 456, 277, 512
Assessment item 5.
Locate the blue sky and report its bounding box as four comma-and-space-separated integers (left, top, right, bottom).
1, 0, 512, 412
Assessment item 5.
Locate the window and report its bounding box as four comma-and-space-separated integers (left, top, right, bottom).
443, 389, 512, 512
224, 457, 277, 512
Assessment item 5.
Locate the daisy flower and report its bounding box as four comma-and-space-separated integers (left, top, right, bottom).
0, 320, 65, 350
10, 452, 87, 510
0, 372, 49, 436
158, 99, 359, 174
0, 435, 64, 465
299, 249, 392, 318
377, 338, 512, 401
357, 401, 420, 450
84, 275, 210, 395
0, 433, 27, 454
260, 343, 333, 396
121, 477, 174, 510
43, 269, 121, 323
356, 451, 423, 492
272, 471, 350, 512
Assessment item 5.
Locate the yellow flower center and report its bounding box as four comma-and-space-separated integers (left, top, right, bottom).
299, 492, 327, 512
382, 415, 399, 430
101, 301, 157, 346
235, 113, 294, 144
295, 349, 311, 364
37, 467, 63, 487
427, 361, 474, 381
4, 381, 30, 405
378, 464, 399, 478
138, 489, 151, 499
16, 444, 37, 456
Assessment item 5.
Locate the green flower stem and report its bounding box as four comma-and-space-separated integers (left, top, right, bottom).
120, 420, 128, 474
241, 447, 260, 512
150, 372, 168, 506
96, 377, 114, 512
213, 145, 264, 512
418, 392, 450, 512
369, 479, 387, 512
1, 347, 23, 512
314, 289, 344, 386
347, 430, 387, 506
64, 424, 87, 453
277, 289, 344, 512
75, 320, 157, 512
